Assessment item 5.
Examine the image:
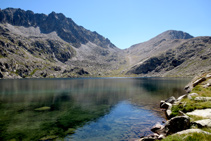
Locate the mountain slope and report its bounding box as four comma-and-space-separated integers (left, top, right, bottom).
0, 8, 116, 48
0, 8, 126, 79
126, 36, 211, 77
125, 30, 194, 66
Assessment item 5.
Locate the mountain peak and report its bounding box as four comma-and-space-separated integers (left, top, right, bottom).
155, 30, 194, 40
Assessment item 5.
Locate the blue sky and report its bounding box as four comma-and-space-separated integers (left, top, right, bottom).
1, 0, 211, 49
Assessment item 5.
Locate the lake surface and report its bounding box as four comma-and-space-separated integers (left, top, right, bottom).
0, 77, 190, 140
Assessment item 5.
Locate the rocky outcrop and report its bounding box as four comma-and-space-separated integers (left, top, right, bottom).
186, 109, 211, 118
193, 119, 211, 128
0, 8, 116, 49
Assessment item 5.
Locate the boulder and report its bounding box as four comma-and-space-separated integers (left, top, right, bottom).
192, 77, 206, 87
187, 93, 199, 100
165, 96, 176, 104
203, 83, 211, 88
184, 85, 192, 93
173, 129, 211, 135
193, 119, 211, 128
166, 109, 172, 119
164, 116, 190, 135
140, 133, 159, 141
206, 73, 211, 78
177, 94, 187, 101
187, 109, 211, 118
194, 97, 211, 101
160, 100, 165, 108
151, 122, 165, 135
160, 102, 172, 109
0, 72, 3, 78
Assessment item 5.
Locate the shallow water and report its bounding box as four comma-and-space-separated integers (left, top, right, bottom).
0, 77, 190, 140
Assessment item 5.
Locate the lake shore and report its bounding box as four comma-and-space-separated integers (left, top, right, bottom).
138, 72, 211, 141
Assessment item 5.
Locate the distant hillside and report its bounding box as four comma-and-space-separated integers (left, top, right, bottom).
126, 36, 211, 77
125, 30, 194, 66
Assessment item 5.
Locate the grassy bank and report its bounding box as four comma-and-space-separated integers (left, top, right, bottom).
163, 72, 211, 141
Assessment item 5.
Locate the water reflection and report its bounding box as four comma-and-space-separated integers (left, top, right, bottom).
0, 77, 190, 140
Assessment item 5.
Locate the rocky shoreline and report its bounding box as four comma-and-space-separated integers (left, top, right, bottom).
138, 73, 211, 140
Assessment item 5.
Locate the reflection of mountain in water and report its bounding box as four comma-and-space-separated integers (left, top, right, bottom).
0, 78, 190, 140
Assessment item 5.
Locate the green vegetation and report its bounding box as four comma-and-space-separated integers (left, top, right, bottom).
171, 76, 211, 117
171, 99, 211, 117
162, 132, 211, 141
165, 73, 211, 140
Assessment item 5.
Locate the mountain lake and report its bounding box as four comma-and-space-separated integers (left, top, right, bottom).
0, 77, 190, 140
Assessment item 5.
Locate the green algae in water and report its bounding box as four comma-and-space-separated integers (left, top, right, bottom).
35, 106, 51, 111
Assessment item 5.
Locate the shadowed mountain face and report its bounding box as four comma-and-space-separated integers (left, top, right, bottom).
0, 8, 210, 78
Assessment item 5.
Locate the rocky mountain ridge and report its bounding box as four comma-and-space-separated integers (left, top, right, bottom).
0, 8, 126, 79
0, 8, 116, 48
0, 8, 211, 79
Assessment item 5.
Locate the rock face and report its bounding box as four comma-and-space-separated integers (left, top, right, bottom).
0, 8, 116, 48
0, 8, 126, 78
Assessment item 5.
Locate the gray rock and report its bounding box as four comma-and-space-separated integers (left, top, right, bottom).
187, 109, 211, 118
192, 77, 206, 87
140, 133, 159, 141
151, 122, 165, 135
203, 83, 211, 88
158, 134, 165, 140
193, 119, 211, 128
160, 102, 172, 109
194, 97, 211, 101
0, 72, 3, 78
165, 96, 176, 104
206, 73, 211, 78
188, 93, 199, 100
177, 94, 187, 101
184, 85, 192, 93
164, 116, 190, 135
160, 100, 165, 108
166, 109, 172, 119
173, 129, 211, 135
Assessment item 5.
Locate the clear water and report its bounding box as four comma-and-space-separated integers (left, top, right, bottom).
0, 77, 190, 140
